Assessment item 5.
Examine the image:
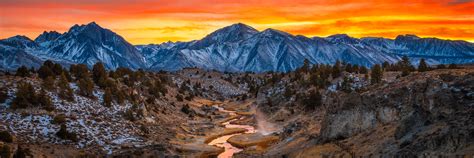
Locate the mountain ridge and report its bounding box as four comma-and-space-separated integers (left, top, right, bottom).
1, 22, 473, 72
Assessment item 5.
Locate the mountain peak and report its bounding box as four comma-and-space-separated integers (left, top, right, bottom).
195, 23, 258, 47
261, 28, 290, 36
35, 31, 62, 43
0, 35, 37, 49
68, 22, 105, 34
395, 34, 421, 41
326, 34, 360, 44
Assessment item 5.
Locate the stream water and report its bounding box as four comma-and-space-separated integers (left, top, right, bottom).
208, 105, 257, 158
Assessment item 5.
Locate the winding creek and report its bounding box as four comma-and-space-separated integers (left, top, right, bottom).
208, 105, 257, 158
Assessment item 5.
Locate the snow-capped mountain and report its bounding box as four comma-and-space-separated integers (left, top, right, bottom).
1, 22, 473, 72
0, 36, 43, 69
0, 22, 146, 70
142, 24, 473, 72
40, 22, 146, 69
34, 31, 62, 47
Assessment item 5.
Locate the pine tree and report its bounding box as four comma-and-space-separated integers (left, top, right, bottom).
448, 63, 458, 69
371, 64, 383, 84
70, 64, 89, 80
92, 62, 107, 88
341, 76, 353, 92
56, 124, 77, 142
15, 66, 30, 77
300, 59, 310, 73
400, 56, 413, 77
302, 90, 322, 110
103, 88, 113, 107
41, 76, 56, 91
382, 61, 390, 71
418, 58, 429, 72
437, 64, 446, 69
360, 66, 368, 74
11, 82, 37, 109
43, 60, 55, 69
345, 63, 353, 73
77, 76, 95, 98
37, 89, 54, 111
57, 73, 74, 102
332, 60, 342, 78
52, 63, 63, 76
0, 144, 11, 158
0, 88, 8, 104
38, 65, 55, 79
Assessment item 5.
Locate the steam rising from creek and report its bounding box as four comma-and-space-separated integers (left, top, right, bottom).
253, 106, 281, 135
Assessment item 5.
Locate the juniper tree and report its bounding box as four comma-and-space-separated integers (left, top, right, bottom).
371, 64, 383, 84
70, 64, 89, 80
332, 60, 342, 78
11, 82, 37, 109
437, 64, 446, 69
15, 66, 30, 77
400, 56, 413, 77
57, 73, 74, 102
448, 63, 458, 69
418, 58, 429, 72
92, 62, 108, 88
77, 76, 95, 98
41, 76, 55, 91
103, 88, 113, 107
302, 90, 322, 110
0, 88, 8, 104
300, 59, 310, 73
38, 64, 55, 79
382, 61, 390, 71
37, 89, 54, 111
52, 63, 63, 76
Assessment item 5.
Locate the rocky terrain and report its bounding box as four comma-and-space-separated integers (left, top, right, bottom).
252, 67, 474, 157
0, 60, 472, 157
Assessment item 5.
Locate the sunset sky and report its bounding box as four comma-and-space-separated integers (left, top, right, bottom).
1, 0, 473, 44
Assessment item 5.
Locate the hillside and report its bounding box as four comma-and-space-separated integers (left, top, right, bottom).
0, 60, 472, 157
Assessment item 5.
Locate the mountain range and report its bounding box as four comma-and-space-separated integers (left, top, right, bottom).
1, 22, 473, 72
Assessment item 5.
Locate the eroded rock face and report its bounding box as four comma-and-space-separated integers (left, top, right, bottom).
319, 71, 474, 155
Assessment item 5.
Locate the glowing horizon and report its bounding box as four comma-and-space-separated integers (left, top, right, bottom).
1, 0, 473, 44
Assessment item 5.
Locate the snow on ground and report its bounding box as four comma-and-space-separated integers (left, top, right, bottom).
0, 80, 148, 154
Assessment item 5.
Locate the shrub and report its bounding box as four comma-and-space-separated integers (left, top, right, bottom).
123, 109, 136, 121
0, 131, 13, 143
13, 146, 32, 158
92, 62, 108, 88
38, 64, 55, 79
11, 82, 37, 109
77, 76, 94, 98
41, 76, 56, 91
52, 114, 67, 125
57, 73, 74, 101
437, 64, 446, 69
176, 94, 183, 102
56, 124, 77, 142
370, 64, 383, 84
418, 58, 429, 72
15, 66, 30, 77
301, 90, 322, 110
38, 89, 54, 111
448, 63, 458, 69
0, 144, 11, 158
103, 88, 113, 107
0, 88, 8, 104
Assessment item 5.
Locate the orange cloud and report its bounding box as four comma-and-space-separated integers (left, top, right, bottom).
0, 0, 473, 44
